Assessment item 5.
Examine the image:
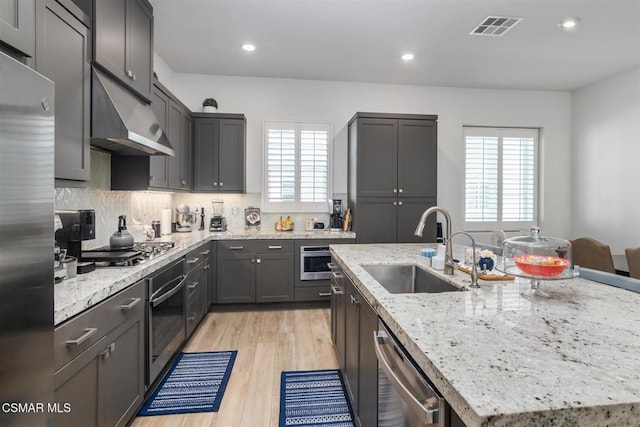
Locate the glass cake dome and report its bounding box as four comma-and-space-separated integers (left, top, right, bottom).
497, 227, 574, 296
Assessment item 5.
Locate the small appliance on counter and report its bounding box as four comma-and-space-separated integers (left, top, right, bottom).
330, 199, 343, 230
210, 199, 227, 232
175, 204, 196, 232
244, 206, 261, 231
55, 209, 96, 274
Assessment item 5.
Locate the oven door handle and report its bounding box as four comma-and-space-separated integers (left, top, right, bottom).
150, 274, 187, 307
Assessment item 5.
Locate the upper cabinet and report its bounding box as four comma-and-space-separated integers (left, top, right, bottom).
36, 0, 91, 184
93, 0, 153, 101
0, 0, 35, 58
193, 114, 246, 193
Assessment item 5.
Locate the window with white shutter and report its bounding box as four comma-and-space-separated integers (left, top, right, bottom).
463, 127, 538, 231
263, 121, 332, 213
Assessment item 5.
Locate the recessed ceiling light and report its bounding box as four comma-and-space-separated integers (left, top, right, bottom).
558, 17, 580, 31
242, 43, 255, 52
402, 53, 414, 61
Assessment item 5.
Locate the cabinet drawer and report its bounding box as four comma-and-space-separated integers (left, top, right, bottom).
185, 297, 203, 338
252, 240, 293, 253
294, 286, 332, 302
218, 240, 260, 254
55, 280, 145, 371
186, 244, 210, 272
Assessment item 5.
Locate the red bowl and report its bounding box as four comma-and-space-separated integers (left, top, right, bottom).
513, 255, 570, 277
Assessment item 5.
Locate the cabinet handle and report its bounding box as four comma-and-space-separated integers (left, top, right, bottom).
327, 262, 336, 270
393, 201, 397, 206
229, 246, 244, 250
119, 297, 141, 311
213, 181, 218, 186
393, 188, 397, 193
398, 201, 403, 206
187, 257, 200, 265
256, 258, 261, 264
100, 342, 116, 360
204, 265, 210, 270
127, 70, 133, 78
181, 180, 187, 185
331, 271, 344, 279
200, 249, 211, 255
66, 328, 98, 347
318, 292, 331, 297
188, 282, 199, 290
331, 284, 344, 295
399, 188, 403, 193
187, 313, 197, 321
268, 245, 282, 250
132, 73, 136, 81
220, 182, 224, 186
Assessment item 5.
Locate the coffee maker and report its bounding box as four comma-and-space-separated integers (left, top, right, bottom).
330, 199, 343, 230
210, 200, 227, 232
55, 209, 96, 274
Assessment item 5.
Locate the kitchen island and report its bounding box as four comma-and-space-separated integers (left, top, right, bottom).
330, 243, 640, 427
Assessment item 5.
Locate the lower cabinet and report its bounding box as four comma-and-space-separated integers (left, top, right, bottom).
54, 280, 145, 427
217, 240, 294, 304
185, 243, 212, 338
330, 260, 347, 369
342, 276, 378, 427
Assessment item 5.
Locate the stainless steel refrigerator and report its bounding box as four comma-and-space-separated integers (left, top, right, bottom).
0, 51, 55, 426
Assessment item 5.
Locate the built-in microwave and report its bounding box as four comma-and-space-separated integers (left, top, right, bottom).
300, 245, 332, 280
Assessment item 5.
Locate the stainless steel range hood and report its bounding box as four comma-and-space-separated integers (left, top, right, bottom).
91, 67, 174, 156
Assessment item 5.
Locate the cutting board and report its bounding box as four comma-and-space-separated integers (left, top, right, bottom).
342, 208, 351, 232
458, 265, 515, 281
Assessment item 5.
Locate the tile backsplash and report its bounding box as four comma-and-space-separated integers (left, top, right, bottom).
55, 149, 345, 248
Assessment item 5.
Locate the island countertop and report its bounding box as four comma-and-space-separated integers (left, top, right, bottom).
330, 243, 640, 427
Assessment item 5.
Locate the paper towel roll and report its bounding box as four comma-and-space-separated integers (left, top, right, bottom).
161, 208, 172, 235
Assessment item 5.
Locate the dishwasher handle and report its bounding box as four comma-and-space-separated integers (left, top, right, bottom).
374, 329, 443, 426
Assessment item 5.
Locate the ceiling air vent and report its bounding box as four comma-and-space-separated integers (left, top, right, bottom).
470, 16, 522, 36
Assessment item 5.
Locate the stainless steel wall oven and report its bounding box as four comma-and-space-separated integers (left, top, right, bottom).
146, 258, 186, 387
300, 245, 332, 280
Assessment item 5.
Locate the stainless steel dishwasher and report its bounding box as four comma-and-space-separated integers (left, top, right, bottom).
375, 319, 447, 427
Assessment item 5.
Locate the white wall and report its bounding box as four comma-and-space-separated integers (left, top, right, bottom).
153, 53, 176, 91
166, 73, 571, 238
571, 66, 640, 254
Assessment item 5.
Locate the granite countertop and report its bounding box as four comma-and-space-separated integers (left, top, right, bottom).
55, 228, 355, 326
330, 243, 640, 427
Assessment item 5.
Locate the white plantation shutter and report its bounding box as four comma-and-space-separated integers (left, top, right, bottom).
263, 122, 332, 212
464, 127, 538, 230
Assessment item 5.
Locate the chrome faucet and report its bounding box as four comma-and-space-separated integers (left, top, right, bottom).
414, 206, 455, 275
450, 231, 479, 288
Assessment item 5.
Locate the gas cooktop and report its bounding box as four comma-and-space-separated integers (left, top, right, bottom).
82, 241, 176, 267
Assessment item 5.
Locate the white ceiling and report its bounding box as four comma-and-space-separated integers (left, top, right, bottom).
150, 0, 640, 91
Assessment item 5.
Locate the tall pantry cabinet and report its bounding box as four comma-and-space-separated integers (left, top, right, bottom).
348, 112, 438, 243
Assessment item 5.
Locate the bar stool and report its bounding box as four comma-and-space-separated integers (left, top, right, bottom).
625, 247, 640, 279
570, 237, 615, 273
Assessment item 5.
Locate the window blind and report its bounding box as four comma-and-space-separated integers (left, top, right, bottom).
464, 127, 538, 230
263, 122, 332, 212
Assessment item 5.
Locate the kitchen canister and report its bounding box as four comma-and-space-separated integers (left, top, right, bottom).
161, 208, 172, 235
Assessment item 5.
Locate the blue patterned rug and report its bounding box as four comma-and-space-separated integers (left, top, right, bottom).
279, 369, 355, 427
138, 351, 237, 416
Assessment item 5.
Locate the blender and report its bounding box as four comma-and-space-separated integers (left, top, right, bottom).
210, 199, 227, 231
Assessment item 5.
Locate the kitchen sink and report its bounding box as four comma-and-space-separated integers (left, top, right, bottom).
362, 264, 461, 294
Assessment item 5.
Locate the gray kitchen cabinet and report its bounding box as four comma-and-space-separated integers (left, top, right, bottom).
217, 243, 255, 304
35, 0, 91, 184
185, 243, 213, 336
193, 114, 246, 193
330, 260, 347, 369
348, 112, 438, 243
342, 276, 378, 427
217, 240, 293, 304
54, 280, 145, 427
111, 80, 192, 191
93, 0, 153, 101
0, 0, 35, 58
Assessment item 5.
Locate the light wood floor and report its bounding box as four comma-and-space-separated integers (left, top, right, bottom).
131, 308, 339, 427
